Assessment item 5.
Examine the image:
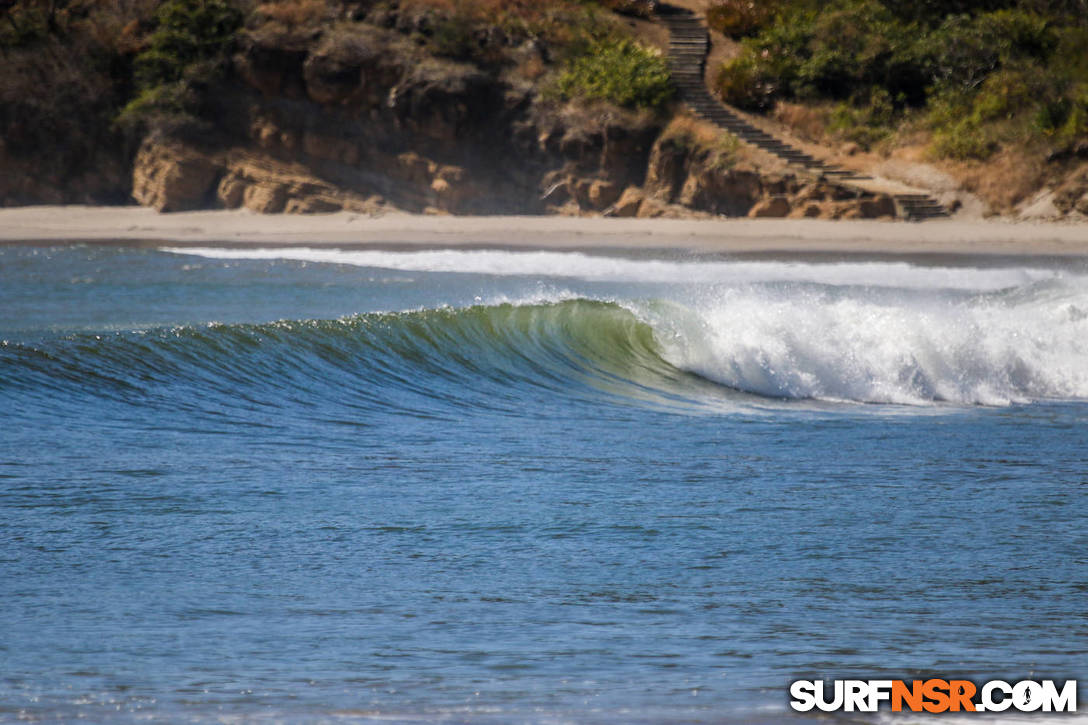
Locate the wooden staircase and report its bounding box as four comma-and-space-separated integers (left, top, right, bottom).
894, 194, 951, 220
658, 6, 950, 221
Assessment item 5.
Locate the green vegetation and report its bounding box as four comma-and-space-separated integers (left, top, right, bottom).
133, 0, 242, 88
555, 37, 673, 111
119, 0, 242, 126
343, 0, 644, 70
710, 0, 1088, 158
392, 0, 644, 67
4, 0, 666, 132
429, 10, 482, 61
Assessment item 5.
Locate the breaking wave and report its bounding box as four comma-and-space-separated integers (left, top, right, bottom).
4, 270, 1088, 413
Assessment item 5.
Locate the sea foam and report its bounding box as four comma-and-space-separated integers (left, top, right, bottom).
639, 279, 1088, 406
163, 247, 1088, 406
162, 247, 1065, 290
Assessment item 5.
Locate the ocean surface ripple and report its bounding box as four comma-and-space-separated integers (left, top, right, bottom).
6, 261, 1088, 411
1, 245, 1086, 723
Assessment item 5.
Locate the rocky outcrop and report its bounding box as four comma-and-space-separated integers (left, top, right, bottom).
1051, 164, 1088, 217
608, 187, 645, 217
0, 5, 904, 220
155, 21, 661, 216
129, 66, 900, 221
749, 197, 791, 218
134, 143, 389, 215
2, 2, 1085, 223
638, 131, 898, 220
0, 0, 907, 220
132, 143, 220, 212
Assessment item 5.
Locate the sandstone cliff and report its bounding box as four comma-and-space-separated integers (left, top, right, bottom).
1, 0, 901, 220
128, 17, 898, 220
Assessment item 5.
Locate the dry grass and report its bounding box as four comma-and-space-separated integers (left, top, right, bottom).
253, 0, 328, 27
764, 97, 1065, 213
773, 102, 831, 144
516, 53, 546, 81
396, 0, 557, 20
661, 114, 743, 168
73, 0, 160, 41
663, 115, 728, 147
947, 149, 1049, 212
394, 0, 623, 46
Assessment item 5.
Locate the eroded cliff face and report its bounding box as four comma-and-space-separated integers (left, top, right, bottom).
132, 25, 900, 222
130, 20, 669, 216
588, 130, 898, 220
1, 4, 903, 220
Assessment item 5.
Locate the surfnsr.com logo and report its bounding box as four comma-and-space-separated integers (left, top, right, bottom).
789, 679, 1078, 713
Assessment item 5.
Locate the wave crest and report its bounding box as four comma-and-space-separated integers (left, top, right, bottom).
5, 285, 1088, 412
647, 282, 1088, 406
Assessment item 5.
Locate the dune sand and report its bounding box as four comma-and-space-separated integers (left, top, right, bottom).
1, 205, 1086, 257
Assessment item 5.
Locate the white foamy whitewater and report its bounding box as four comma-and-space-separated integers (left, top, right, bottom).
166, 247, 1088, 407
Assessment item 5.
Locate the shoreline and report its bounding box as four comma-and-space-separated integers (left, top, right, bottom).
2, 205, 1088, 257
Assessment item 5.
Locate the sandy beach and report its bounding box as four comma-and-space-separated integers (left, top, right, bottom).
1, 205, 1087, 257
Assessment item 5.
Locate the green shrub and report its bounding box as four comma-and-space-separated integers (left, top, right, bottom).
1036, 83, 1088, 145
829, 87, 896, 148
0, 2, 51, 47
801, 1, 938, 104
555, 37, 673, 110
932, 117, 998, 159
925, 71, 1041, 160
133, 0, 242, 88
430, 11, 480, 61
736, 14, 811, 95
1035, 97, 1073, 131
119, 0, 241, 126
972, 67, 1043, 122
1060, 97, 1088, 144
721, 0, 930, 105
699, 0, 1083, 160
715, 1, 1062, 108
1048, 25, 1088, 87
116, 81, 193, 125
922, 9, 1055, 92
714, 53, 777, 111
879, 0, 1010, 24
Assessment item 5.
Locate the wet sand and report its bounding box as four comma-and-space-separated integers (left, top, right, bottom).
1, 205, 1087, 257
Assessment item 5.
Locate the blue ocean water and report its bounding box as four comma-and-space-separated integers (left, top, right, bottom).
1, 244, 1086, 723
